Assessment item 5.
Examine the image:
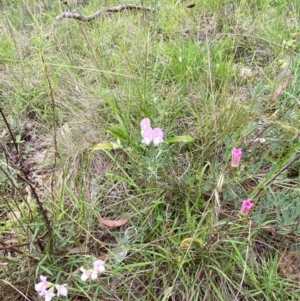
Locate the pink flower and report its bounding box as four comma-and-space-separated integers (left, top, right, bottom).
140, 118, 151, 133
80, 259, 106, 281
231, 148, 243, 167
55, 284, 68, 297
35, 275, 48, 295
152, 128, 164, 145
93, 259, 106, 274
35, 275, 68, 300
141, 127, 153, 145
80, 267, 97, 281
240, 199, 254, 215
141, 126, 164, 146
42, 289, 56, 301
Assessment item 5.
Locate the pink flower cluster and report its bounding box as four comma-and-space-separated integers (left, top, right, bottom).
35, 260, 106, 300
80, 259, 106, 281
140, 118, 164, 146
35, 276, 67, 301
230, 148, 254, 215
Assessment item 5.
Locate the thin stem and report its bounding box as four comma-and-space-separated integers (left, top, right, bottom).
39, 48, 59, 206
251, 152, 300, 200
0, 280, 32, 301
0, 107, 19, 155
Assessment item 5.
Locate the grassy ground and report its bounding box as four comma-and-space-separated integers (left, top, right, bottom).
1, 0, 300, 300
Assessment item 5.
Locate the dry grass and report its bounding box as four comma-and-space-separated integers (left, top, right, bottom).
1, 0, 300, 300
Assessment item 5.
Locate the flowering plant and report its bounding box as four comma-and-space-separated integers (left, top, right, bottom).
231, 148, 243, 167
80, 259, 106, 281
140, 118, 164, 146
35, 275, 67, 301
240, 199, 254, 215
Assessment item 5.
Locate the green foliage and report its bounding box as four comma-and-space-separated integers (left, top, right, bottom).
253, 189, 300, 235
0, 0, 300, 300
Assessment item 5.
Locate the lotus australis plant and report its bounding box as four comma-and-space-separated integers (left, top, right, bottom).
231, 148, 243, 167
80, 259, 106, 281
35, 275, 67, 301
140, 118, 164, 146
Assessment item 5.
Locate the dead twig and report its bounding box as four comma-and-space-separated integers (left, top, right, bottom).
251, 152, 300, 200
0, 240, 28, 254
55, 4, 153, 22
0, 108, 51, 252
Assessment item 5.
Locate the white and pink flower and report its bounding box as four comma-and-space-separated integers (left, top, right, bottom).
80, 259, 106, 282
35, 275, 68, 301
140, 118, 164, 146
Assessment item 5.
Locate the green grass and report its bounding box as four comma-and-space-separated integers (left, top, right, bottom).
1, 0, 300, 300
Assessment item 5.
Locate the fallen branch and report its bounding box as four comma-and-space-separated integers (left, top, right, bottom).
55, 4, 153, 22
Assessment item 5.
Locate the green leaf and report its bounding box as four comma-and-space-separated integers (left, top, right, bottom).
166, 135, 195, 143
106, 126, 129, 141
16, 134, 22, 143
91, 142, 122, 152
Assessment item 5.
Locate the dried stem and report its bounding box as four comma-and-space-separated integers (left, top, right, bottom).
38, 48, 60, 201
0, 108, 52, 251
0, 240, 26, 255
0, 108, 19, 155
0, 279, 32, 301
55, 4, 153, 22
251, 152, 300, 200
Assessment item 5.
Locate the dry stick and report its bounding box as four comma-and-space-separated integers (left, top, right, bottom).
0, 240, 26, 255
0, 142, 11, 174
55, 4, 153, 21
0, 279, 32, 301
0, 175, 45, 252
0, 110, 51, 251
0, 172, 47, 252
0, 192, 30, 232
251, 152, 300, 200
39, 50, 59, 199
38, 50, 60, 254
0, 108, 19, 155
